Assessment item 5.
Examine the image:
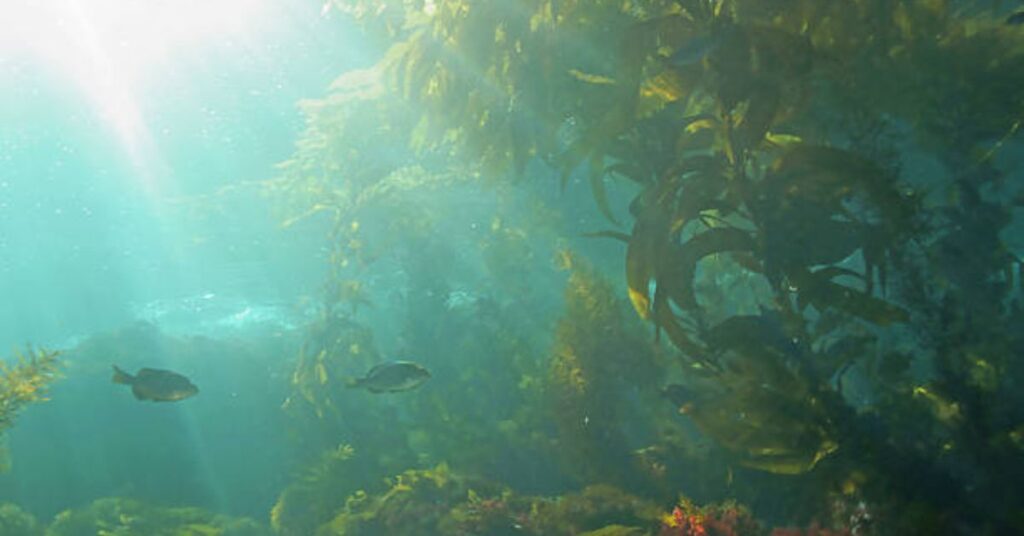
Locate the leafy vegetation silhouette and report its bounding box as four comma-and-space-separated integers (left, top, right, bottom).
271, 0, 1024, 533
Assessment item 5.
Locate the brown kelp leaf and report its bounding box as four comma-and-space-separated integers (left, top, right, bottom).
877, 352, 913, 382
589, 153, 619, 224
604, 161, 652, 185
638, 229, 756, 360
746, 25, 814, 80
734, 84, 780, 149
730, 251, 764, 274
625, 211, 672, 320
638, 69, 690, 117
765, 146, 861, 207
678, 153, 725, 177
738, 441, 837, 475
652, 286, 705, 358
671, 155, 729, 224
762, 209, 863, 269
559, 105, 635, 191
681, 382, 837, 475
676, 115, 721, 155
401, 37, 434, 100
568, 69, 617, 85
664, 228, 756, 313
707, 23, 756, 109
685, 117, 718, 134
703, 315, 808, 393
795, 269, 909, 325
704, 315, 793, 360
765, 146, 912, 231
583, 230, 631, 243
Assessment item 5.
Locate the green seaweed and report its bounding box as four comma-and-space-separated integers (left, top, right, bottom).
0, 503, 42, 536
271, 0, 1024, 531
316, 464, 473, 536
0, 346, 61, 472
530, 484, 664, 535
546, 258, 665, 493
270, 444, 358, 536
0, 346, 61, 434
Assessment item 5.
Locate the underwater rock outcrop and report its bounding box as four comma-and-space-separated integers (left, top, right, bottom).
275, 459, 874, 536
314, 463, 482, 536
307, 464, 666, 536
46, 497, 270, 536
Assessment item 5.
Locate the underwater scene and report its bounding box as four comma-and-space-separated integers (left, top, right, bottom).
2, 0, 1024, 534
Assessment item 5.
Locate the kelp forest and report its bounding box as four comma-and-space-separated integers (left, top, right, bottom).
2, 0, 1024, 535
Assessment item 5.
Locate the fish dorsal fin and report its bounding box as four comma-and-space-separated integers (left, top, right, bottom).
112, 365, 134, 385
136, 368, 181, 380
366, 361, 416, 376
365, 362, 393, 376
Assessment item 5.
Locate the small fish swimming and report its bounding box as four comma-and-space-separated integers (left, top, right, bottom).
346, 361, 430, 393
112, 365, 199, 402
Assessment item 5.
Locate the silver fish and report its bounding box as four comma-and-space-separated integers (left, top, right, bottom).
346, 361, 431, 393
113, 365, 199, 402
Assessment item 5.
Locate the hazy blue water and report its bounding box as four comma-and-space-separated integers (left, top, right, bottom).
0, 2, 366, 352
0, 1, 372, 521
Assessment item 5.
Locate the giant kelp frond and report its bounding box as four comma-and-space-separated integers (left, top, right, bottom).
670, 315, 840, 475
283, 316, 381, 422
547, 260, 664, 492
0, 346, 61, 433
282, 0, 1024, 530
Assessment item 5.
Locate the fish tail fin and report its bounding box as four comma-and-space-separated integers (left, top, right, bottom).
112, 365, 133, 385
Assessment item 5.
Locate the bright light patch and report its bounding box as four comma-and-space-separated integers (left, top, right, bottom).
0, 0, 276, 197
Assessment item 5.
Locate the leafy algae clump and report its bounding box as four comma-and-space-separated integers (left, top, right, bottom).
529, 484, 663, 535
318, 463, 472, 536
270, 444, 358, 536
547, 259, 663, 493
0, 346, 60, 447
284, 314, 383, 425
0, 503, 41, 536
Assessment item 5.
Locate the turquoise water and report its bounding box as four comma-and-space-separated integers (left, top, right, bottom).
1, 2, 1023, 535
0, 3, 607, 527
0, 2, 352, 349
0, 0, 357, 521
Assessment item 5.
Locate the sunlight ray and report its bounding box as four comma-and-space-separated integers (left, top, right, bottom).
62, 0, 168, 199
